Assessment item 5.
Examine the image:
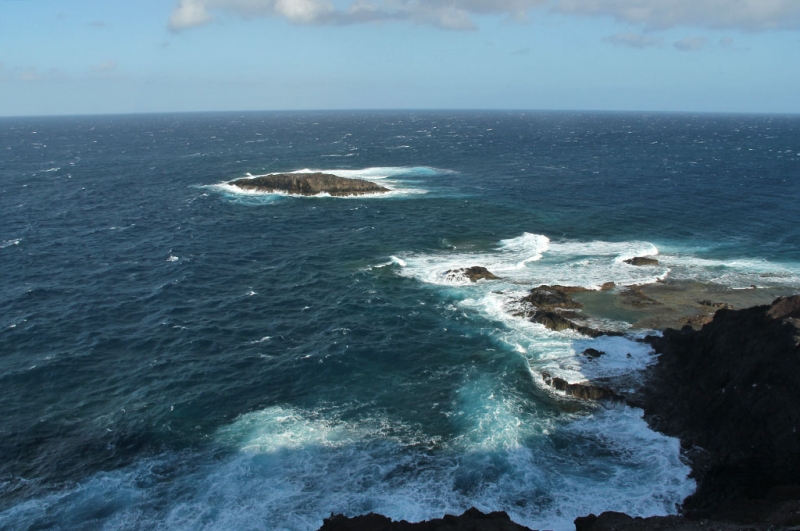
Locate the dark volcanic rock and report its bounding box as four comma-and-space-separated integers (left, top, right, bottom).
542, 372, 623, 402
582, 348, 605, 359
633, 295, 800, 517
446, 266, 500, 282
624, 257, 660, 266
573, 510, 788, 531
521, 285, 586, 310
531, 311, 622, 338
230, 172, 389, 196
519, 285, 623, 337
317, 508, 534, 531
698, 300, 732, 310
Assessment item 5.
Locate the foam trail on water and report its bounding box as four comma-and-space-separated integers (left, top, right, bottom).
658, 254, 800, 289
0, 403, 692, 531
394, 233, 666, 288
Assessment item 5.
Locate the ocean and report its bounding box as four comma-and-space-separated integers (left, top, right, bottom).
1, 110, 799, 531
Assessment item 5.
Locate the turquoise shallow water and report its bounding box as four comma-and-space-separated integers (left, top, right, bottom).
1, 111, 799, 530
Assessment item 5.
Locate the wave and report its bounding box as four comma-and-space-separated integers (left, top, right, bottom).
392, 232, 665, 289
657, 254, 800, 289
386, 231, 800, 389
0, 403, 691, 531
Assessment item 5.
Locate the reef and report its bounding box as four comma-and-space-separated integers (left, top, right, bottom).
516, 285, 623, 338
230, 172, 389, 196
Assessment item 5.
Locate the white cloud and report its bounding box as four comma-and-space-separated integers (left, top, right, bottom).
554, 0, 800, 31
674, 36, 707, 51
167, 0, 800, 32
169, 0, 213, 31
604, 32, 663, 48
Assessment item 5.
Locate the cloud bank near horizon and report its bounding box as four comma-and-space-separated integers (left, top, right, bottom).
169, 0, 800, 32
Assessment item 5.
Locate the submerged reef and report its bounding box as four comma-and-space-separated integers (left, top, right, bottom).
319, 294, 800, 531
230, 172, 389, 196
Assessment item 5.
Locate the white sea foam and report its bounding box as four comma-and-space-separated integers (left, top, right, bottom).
657, 253, 800, 289
388, 232, 668, 386
394, 232, 666, 289
1, 239, 21, 249
0, 403, 691, 531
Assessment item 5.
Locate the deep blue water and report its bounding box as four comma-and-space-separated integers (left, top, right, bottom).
1, 111, 799, 530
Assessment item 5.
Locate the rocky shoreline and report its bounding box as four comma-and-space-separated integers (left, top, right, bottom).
316, 271, 800, 531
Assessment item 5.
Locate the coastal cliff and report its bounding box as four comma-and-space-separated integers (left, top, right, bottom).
633, 295, 800, 519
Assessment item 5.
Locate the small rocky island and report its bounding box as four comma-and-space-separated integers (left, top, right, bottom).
230, 172, 389, 196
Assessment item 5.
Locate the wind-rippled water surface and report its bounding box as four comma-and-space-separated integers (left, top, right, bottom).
1, 111, 799, 530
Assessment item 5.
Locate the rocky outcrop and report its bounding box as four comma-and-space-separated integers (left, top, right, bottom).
582, 348, 605, 359
574, 502, 800, 531
632, 295, 800, 518
518, 286, 623, 338
230, 172, 389, 196
446, 266, 500, 282
542, 372, 623, 402
624, 257, 659, 266
318, 508, 534, 531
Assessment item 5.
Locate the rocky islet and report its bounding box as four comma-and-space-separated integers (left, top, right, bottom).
230, 172, 390, 196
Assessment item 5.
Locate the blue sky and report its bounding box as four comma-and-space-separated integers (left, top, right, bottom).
1, 0, 799, 116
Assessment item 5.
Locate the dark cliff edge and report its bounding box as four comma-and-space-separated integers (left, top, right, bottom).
230, 172, 390, 196
318, 508, 535, 531
631, 295, 800, 520
317, 295, 800, 531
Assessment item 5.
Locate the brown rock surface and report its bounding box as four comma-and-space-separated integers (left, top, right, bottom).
230, 172, 389, 196
624, 257, 660, 266
446, 266, 500, 282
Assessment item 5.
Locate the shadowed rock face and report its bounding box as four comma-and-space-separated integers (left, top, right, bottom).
634, 295, 800, 518
318, 508, 534, 531
230, 172, 390, 196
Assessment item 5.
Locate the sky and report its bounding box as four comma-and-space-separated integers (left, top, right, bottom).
1, 0, 799, 116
